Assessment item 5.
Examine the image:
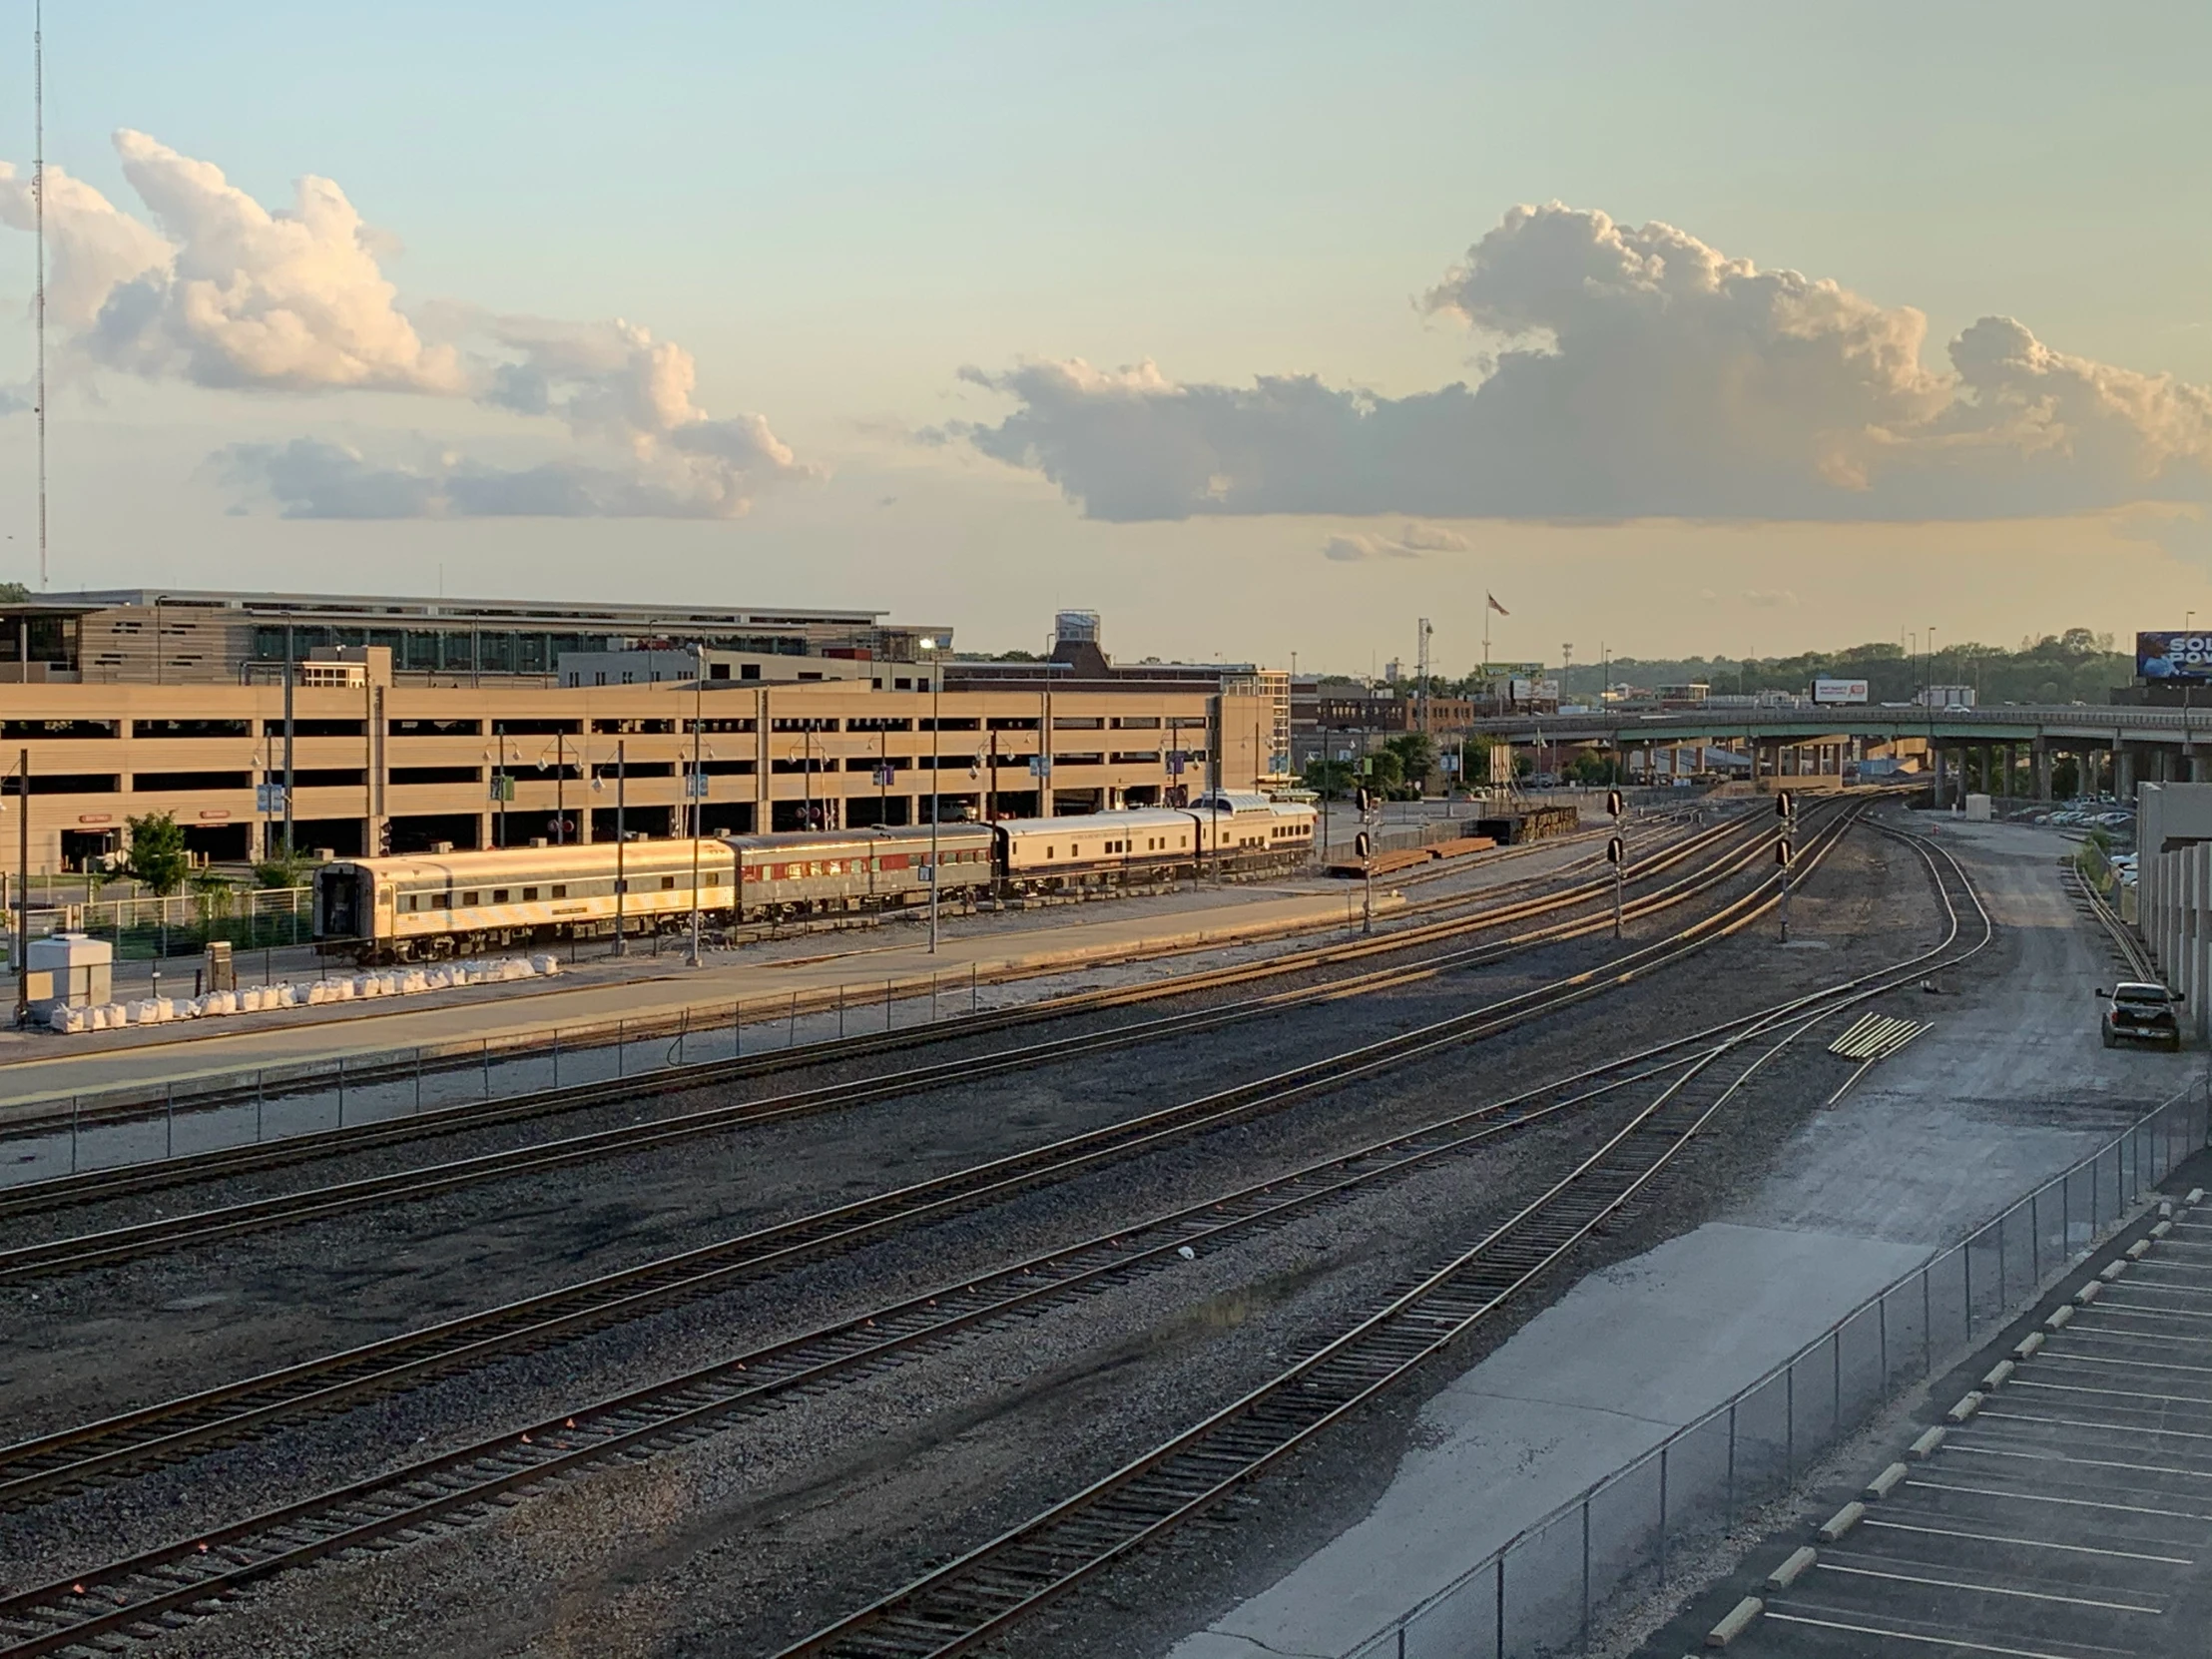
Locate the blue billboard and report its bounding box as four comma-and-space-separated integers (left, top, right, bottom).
2138, 631, 2212, 682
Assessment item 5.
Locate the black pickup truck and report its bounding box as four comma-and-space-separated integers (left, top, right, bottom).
2099, 982, 2182, 1050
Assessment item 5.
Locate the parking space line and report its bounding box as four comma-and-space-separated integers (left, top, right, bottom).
2077, 1301, 2212, 1321
1905, 1477, 2212, 1523
2037, 1351, 2212, 1377
2010, 1378, 2212, 1408
2054, 1326, 2212, 1350
1762, 1609, 2131, 1659
1860, 1517, 2192, 1564
1947, 1442, 2212, 1483
1976, 1406, 2212, 1443
1815, 1562, 2162, 1614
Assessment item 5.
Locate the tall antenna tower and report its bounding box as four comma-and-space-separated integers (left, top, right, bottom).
1414, 617, 1432, 734
32, 0, 48, 589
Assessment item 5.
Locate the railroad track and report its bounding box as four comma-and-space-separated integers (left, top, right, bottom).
777, 821, 1993, 1657
0, 805, 1937, 1658
0, 812, 1667, 1147
0, 813, 1722, 1220
0, 810, 1816, 1275
0, 806, 1858, 1516
2067, 861, 2155, 982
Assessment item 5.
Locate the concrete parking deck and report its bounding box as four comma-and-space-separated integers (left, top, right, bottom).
1701, 1175, 2212, 1659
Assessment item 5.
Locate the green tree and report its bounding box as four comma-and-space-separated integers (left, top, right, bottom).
120, 811, 192, 895
1363, 749, 1404, 793
254, 846, 315, 888
1301, 758, 1356, 798
0, 581, 27, 604
1568, 748, 1620, 786
1382, 733, 1436, 791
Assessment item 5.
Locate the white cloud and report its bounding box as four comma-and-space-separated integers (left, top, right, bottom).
958, 203, 2212, 523
1741, 587, 1799, 608
218, 436, 777, 521
1321, 521, 1468, 561
1, 132, 811, 518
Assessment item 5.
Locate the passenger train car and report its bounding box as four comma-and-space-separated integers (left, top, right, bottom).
314, 800, 1318, 960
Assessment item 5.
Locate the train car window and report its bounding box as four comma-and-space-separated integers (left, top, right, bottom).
1046, 846, 1054, 858
436, 892, 452, 908
492, 889, 510, 903
660, 875, 677, 890
404, 895, 418, 912
809, 861, 824, 877
461, 892, 479, 906
552, 884, 568, 898
523, 887, 539, 901
706, 872, 720, 886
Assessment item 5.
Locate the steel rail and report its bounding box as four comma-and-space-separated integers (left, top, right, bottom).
0, 814, 1865, 1510
2068, 862, 2155, 983
0, 808, 1951, 1659
0, 812, 1669, 1150
774, 822, 1992, 1657
0, 812, 1816, 1277
0, 814, 1722, 1220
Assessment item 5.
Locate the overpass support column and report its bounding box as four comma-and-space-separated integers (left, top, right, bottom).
2032, 740, 2051, 801
2000, 743, 2015, 799
2195, 752, 2210, 785
1933, 745, 1947, 809
2117, 744, 2136, 808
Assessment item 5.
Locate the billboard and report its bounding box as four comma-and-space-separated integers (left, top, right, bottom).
2138, 631, 2212, 683
1813, 678, 1870, 705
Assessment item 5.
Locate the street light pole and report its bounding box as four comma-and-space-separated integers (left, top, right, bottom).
923, 638, 942, 952
689, 651, 705, 967
613, 739, 627, 957
13, 749, 27, 1026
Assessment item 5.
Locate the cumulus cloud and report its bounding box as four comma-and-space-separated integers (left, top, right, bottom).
1, 132, 811, 517
957, 203, 2212, 523
1741, 588, 1799, 608
1321, 521, 1468, 561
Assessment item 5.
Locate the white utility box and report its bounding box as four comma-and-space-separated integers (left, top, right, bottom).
26, 932, 114, 1017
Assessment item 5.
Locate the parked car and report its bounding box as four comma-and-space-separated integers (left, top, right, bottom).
2099, 982, 2182, 1050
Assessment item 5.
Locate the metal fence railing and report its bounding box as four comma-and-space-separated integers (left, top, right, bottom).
3, 887, 313, 961
1340, 1083, 2209, 1659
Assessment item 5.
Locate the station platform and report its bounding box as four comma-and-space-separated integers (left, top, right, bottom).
0, 882, 1397, 1122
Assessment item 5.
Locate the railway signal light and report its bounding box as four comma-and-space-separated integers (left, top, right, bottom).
1606, 790, 1623, 819
1775, 790, 1793, 819
1606, 836, 1623, 864
1355, 830, 1372, 859
1777, 837, 1792, 865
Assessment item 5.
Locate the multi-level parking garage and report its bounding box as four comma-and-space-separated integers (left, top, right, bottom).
0, 592, 1276, 865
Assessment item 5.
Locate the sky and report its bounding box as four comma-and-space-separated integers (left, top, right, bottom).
0, 0, 2208, 674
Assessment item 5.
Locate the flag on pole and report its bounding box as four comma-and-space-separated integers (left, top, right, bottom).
1486, 593, 1510, 617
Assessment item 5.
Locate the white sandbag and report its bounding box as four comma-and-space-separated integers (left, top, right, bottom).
274, 983, 299, 1008
128, 998, 165, 1024
531, 954, 562, 976
239, 987, 266, 1013
50, 1003, 80, 1033
400, 969, 428, 995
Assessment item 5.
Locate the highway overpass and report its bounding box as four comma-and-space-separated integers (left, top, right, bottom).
1464, 703, 2212, 802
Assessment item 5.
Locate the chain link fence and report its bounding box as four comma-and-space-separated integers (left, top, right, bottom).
1343, 1084, 2209, 1659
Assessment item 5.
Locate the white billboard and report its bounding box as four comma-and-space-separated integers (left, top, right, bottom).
1813, 678, 1870, 705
